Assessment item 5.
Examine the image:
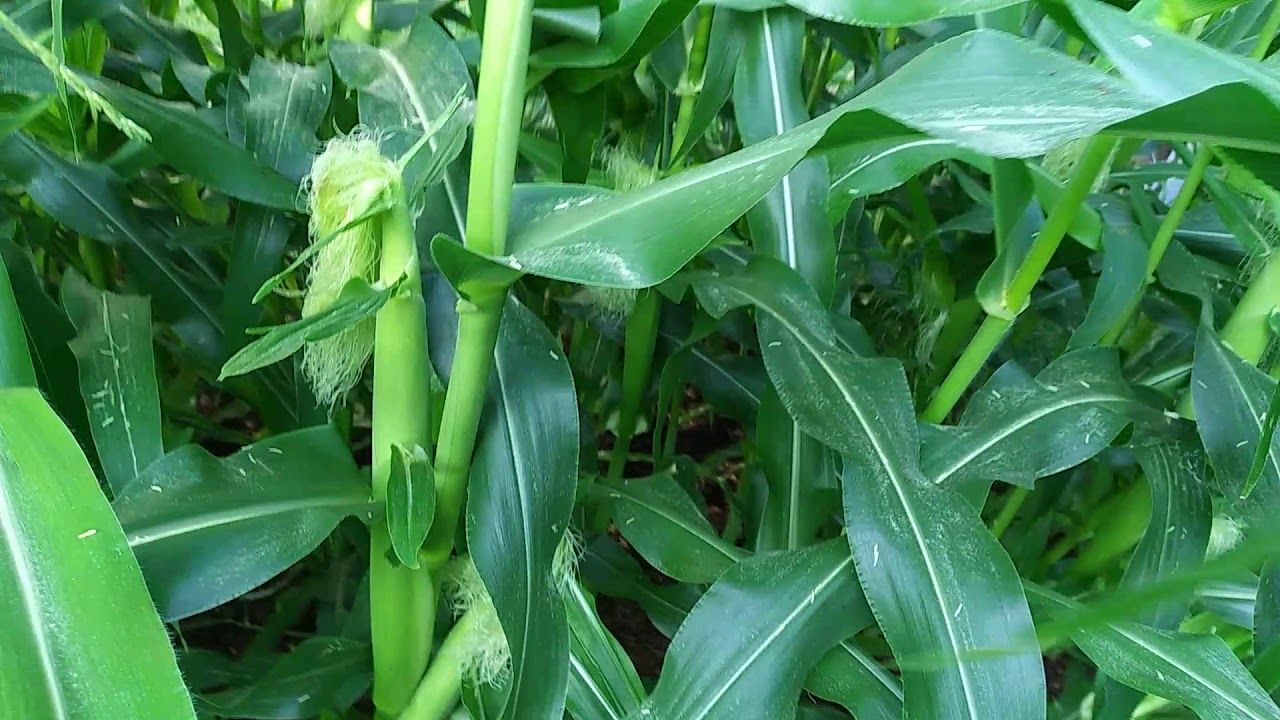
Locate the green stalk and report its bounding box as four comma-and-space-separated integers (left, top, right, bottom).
1099, 148, 1213, 346
397, 610, 481, 720
922, 136, 1118, 423
0, 251, 36, 389
607, 289, 661, 482
423, 1, 534, 567
604, 15, 715, 484
371, 192, 436, 717
671, 7, 713, 154
990, 486, 1029, 539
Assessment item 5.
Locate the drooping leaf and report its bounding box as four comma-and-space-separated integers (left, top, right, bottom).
434, 27, 1280, 294
61, 270, 164, 495
330, 13, 473, 226
0, 134, 223, 351
0, 388, 196, 719
467, 296, 578, 720
81, 74, 300, 209
114, 426, 370, 620
1094, 435, 1213, 720
694, 257, 1046, 719
224, 59, 332, 348
639, 540, 867, 720
579, 536, 702, 638
1068, 202, 1149, 349
602, 472, 748, 584
565, 580, 646, 720
1029, 583, 1280, 720
386, 443, 434, 570
805, 639, 904, 720
1191, 326, 1280, 517
0, 239, 89, 441
198, 637, 371, 719
919, 348, 1139, 504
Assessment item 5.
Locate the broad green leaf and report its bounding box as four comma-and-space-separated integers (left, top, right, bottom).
565, 581, 645, 720
754, 386, 839, 552
219, 275, 404, 381
708, 0, 1026, 26
0, 239, 89, 441
531, 0, 699, 72
114, 426, 370, 620
330, 13, 472, 228
580, 536, 701, 638
0, 388, 195, 719
0, 134, 223, 351
80, 75, 299, 209
467, 296, 578, 720
639, 540, 867, 720
1028, 583, 1280, 720
210, 0, 250, 71
602, 472, 748, 584
386, 443, 434, 570
1094, 435, 1213, 720
198, 637, 370, 719
1068, 202, 1148, 349
805, 640, 904, 720
671, 8, 746, 165
546, 79, 605, 184
0, 237, 33, 388
224, 59, 331, 348
1196, 574, 1257, 630
694, 257, 1045, 719
919, 348, 1138, 502
437, 27, 1280, 293
61, 270, 163, 495
1069, 0, 1280, 105
1191, 327, 1280, 516
735, 8, 835, 301
828, 137, 972, 222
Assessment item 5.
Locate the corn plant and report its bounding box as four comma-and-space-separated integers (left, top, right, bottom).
6, 0, 1280, 718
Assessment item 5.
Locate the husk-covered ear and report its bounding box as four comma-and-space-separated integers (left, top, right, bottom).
299, 133, 399, 406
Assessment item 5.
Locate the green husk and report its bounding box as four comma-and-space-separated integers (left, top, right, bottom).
300, 134, 399, 405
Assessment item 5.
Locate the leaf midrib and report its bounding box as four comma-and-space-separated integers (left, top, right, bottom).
930, 390, 1132, 484
125, 494, 361, 547
0, 442, 69, 718
684, 555, 854, 720
749, 288, 982, 718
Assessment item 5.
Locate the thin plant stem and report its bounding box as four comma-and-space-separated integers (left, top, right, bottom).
923, 136, 1117, 423
423, 1, 535, 567
671, 7, 713, 155
607, 289, 661, 482
991, 486, 1030, 540
370, 192, 436, 717
1099, 148, 1213, 346
805, 37, 832, 111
